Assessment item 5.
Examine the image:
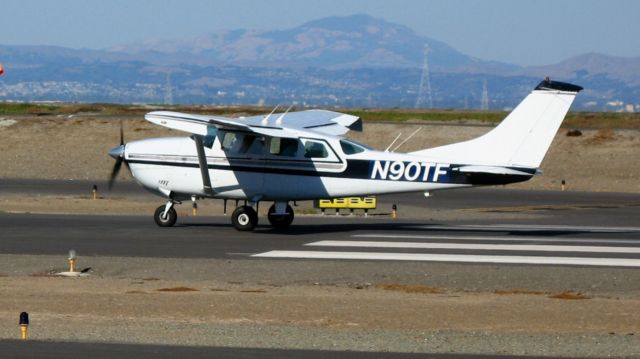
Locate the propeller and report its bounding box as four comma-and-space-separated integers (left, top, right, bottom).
108, 122, 127, 190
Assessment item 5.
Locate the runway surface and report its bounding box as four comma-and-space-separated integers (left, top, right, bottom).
2, 212, 640, 268
0, 340, 555, 359
2, 179, 640, 269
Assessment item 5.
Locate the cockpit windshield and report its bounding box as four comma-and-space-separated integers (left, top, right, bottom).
340, 139, 371, 155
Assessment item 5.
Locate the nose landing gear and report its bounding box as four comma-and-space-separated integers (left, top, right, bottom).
231, 205, 258, 231
154, 201, 177, 227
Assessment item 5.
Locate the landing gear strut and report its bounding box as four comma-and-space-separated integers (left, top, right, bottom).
154, 201, 177, 227
231, 205, 258, 231
267, 204, 294, 229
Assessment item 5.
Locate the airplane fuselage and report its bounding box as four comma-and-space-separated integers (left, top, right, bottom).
124, 134, 532, 202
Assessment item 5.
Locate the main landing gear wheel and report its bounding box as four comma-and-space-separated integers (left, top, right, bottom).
232, 206, 258, 231
154, 205, 177, 227
267, 204, 294, 229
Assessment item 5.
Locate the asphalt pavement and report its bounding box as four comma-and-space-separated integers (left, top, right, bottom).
0, 340, 561, 359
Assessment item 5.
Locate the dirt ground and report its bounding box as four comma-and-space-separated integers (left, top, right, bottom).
1, 256, 639, 356
0, 115, 638, 193
1, 114, 640, 356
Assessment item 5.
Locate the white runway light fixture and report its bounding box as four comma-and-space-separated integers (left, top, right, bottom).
68, 249, 76, 273
56, 249, 90, 277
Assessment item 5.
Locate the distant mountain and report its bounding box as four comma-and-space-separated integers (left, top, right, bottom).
109, 14, 518, 74
0, 14, 639, 110
518, 52, 640, 86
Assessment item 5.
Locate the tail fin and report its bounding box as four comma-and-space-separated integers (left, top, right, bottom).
410, 79, 582, 168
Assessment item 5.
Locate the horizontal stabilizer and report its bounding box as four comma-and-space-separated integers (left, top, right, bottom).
453, 165, 536, 185
453, 165, 536, 176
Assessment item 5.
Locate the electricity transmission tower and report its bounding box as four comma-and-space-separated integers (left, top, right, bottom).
415, 44, 433, 109
480, 79, 489, 111
164, 71, 173, 105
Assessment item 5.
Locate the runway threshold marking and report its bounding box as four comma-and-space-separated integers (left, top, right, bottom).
306, 240, 640, 254
352, 234, 640, 245
252, 251, 640, 267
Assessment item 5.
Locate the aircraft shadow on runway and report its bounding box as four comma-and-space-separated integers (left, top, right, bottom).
176, 220, 624, 237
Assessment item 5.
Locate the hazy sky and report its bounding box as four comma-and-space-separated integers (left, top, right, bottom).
2, 0, 638, 66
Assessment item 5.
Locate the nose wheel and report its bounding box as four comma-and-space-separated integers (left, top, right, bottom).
154, 203, 177, 227
231, 206, 258, 231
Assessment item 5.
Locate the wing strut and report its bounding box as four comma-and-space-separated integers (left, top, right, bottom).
193, 135, 213, 193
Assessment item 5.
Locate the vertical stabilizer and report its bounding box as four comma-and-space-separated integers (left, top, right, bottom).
410, 79, 582, 168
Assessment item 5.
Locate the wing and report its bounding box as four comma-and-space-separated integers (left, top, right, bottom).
145, 109, 361, 137
145, 111, 250, 135
240, 109, 362, 136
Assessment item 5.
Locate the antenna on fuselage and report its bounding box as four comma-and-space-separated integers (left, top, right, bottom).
275, 105, 294, 126
262, 104, 280, 126
392, 127, 422, 152
384, 133, 402, 152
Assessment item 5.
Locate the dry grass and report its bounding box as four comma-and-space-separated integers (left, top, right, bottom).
585, 128, 617, 144
549, 291, 591, 300
156, 286, 199, 292
2, 102, 639, 129
376, 283, 444, 294
565, 112, 640, 129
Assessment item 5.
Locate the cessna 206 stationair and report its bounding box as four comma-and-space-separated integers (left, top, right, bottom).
108, 78, 582, 231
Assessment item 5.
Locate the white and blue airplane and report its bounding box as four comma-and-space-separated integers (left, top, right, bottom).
108, 78, 582, 231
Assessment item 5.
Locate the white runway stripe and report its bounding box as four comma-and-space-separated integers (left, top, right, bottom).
306, 240, 640, 254
410, 224, 640, 233
352, 234, 640, 245
252, 251, 640, 267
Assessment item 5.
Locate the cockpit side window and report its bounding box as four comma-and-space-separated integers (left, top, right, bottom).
303, 140, 329, 158
270, 137, 299, 157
